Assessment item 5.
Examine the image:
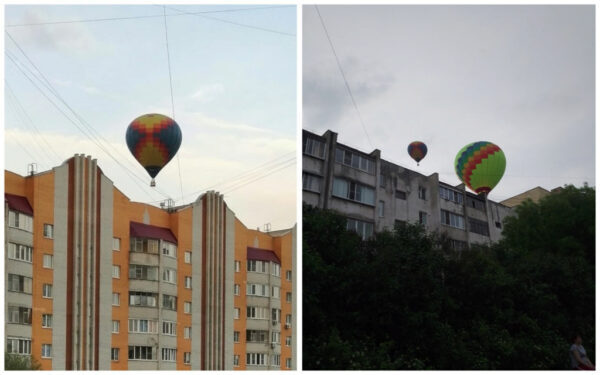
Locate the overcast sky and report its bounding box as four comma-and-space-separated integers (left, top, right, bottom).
5, 4, 296, 231
303, 5, 595, 202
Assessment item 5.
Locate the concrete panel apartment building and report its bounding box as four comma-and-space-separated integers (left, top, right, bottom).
302, 129, 515, 248
5, 154, 296, 371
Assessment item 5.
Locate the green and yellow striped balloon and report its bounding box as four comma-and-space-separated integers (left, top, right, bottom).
454, 141, 506, 195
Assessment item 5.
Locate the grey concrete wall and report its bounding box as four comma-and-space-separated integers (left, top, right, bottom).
52, 162, 69, 370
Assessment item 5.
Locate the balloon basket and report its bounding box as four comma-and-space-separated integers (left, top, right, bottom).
150, 179, 156, 187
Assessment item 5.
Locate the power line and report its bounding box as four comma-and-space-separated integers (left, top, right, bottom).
164, 5, 295, 37
162, 5, 184, 203
5, 5, 295, 27
314, 5, 373, 149
222, 158, 295, 195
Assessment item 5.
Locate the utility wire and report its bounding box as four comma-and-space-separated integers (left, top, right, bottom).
314, 5, 373, 149
162, 6, 184, 203
164, 5, 295, 37
5, 31, 172, 200
5, 5, 294, 27
222, 158, 295, 195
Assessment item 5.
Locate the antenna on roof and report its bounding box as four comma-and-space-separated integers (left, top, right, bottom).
27, 163, 37, 176
263, 223, 271, 233
160, 198, 174, 212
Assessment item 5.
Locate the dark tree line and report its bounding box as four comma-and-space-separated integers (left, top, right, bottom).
303, 185, 595, 370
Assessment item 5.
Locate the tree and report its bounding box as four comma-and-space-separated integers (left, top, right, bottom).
5, 353, 41, 370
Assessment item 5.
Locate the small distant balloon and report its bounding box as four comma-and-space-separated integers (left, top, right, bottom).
408, 141, 427, 165
126, 113, 182, 186
454, 141, 506, 196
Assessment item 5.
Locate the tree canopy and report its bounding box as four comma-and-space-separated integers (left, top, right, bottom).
303, 185, 595, 370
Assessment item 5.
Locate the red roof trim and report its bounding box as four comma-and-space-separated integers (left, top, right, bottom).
5, 193, 33, 216
247, 247, 280, 264
130, 221, 177, 244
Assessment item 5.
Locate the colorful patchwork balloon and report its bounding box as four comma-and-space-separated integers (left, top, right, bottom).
126, 113, 182, 186
408, 141, 427, 165
454, 141, 506, 196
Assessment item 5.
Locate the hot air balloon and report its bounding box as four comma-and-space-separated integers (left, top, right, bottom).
408, 141, 427, 165
126, 113, 182, 186
454, 141, 506, 196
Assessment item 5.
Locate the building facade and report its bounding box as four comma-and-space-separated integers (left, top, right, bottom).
302, 129, 514, 248
5, 154, 296, 370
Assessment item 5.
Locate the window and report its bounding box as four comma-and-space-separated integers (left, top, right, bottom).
161, 349, 175, 362
129, 292, 157, 307
272, 286, 280, 299
439, 186, 463, 204
184, 276, 192, 289
42, 314, 52, 328
234, 261, 240, 272
272, 263, 281, 277
162, 268, 177, 284
112, 237, 120, 251
271, 331, 281, 344
128, 319, 159, 334
43, 254, 53, 268
112, 293, 120, 306
418, 186, 427, 200
247, 284, 269, 297
247, 306, 268, 320
303, 136, 326, 158
111, 348, 119, 361
332, 177, 375, 205
184, 352, 191, 365
41, 344, 52, 358
128, 346, 154, 360
335, 147, 375, 173
247, 260, 268, 273
378, 200, 385, 217
395, 190, 407, 200
184, 327, 191, 339
112, 265, 120, 279
441, 210, 465, 229
286, 336, 291, 346
285, 314, 292, 325
162, 294, 177, 311
286, 270, 292, 281
233, 355, 240, 367
271, 354, 281, 366
8, 211, 33, 232
7, 243, 32, 263
467, 196, 486, 211
7, 274, 33, 294
7, 306, 32, 325
469, 217, 490, 236
234, 331, 240, 343
112, 320, 120, 333
184, 251, 191, 263
419, 211, 427, 225
379, 174, 386, 188
246, 329, 269, 343
234, 308, 240, 319
450, 239, 468, 251
43, 284, 53, 298
346, 218, 374, 240
129, 264, 159, 281
162, 321, 176, 336
286, 292, 292, 303
247, 353, 267, 366
130, 238, 159, 254
184, 301, 192, 314
43, 224, 54, 238
234, 284, 240, 296
495, 221, 502, 229
162, 242, 177, 258
6, 337, 31, 355
302, 173, 322, 193
272, 308, 281, 324
286, 358, 291, 369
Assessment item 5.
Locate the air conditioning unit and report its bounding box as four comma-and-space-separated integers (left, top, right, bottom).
285, 323, 291, 329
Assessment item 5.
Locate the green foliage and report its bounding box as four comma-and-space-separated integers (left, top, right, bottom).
5, 353, 41, 370
303, 185, 595, 370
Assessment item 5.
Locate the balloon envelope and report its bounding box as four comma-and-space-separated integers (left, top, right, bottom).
126, 113, 182, 179
408, 141, 427, 163
454, 141, 506, 195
